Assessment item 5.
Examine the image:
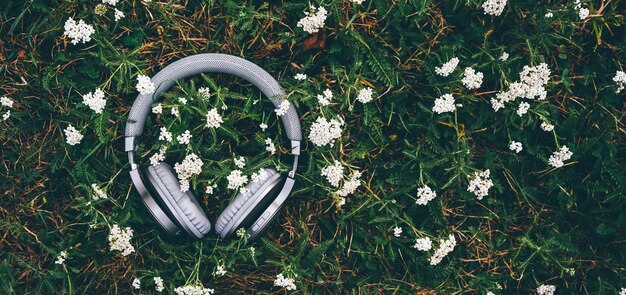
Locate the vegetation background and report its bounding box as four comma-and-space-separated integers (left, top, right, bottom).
1, 0, 625, 293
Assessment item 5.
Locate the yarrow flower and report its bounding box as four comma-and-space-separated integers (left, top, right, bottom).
132, 278, 141, 289
274, 273, 297, 291
152, 103, 163, 114
1, 96, 14, 121
81, 88, 107, 114
435, 57, 460, 77
114, 9, 125, 21
461, 67, 484, 89
102, 0, 119, 5
108, 224, 135, 256
55, 251, 68, 265
234, 156, 246, 169
467, 169, 493, 200
541, 121, 555, 132
336, 171, 362, 197
351, 0, 365, 4
136, 74, 155, 95
296, 6, 328, 34
174, 153, 204, 192
429, 234, 457, 265
174, 285, 215, 295
259, 122, 268, 131
500, 52, 509, 61
413, 237, 433, 251
64, 125, 83, 145
171, 106, 180, 117
613, 70, 626, 93
545, 12, 554, 18
416, 185, 437, 205
177, 130, 192, 145
198, 87, 211, 100
537, 284, 556, 295
432, 94, 458, 114
264, 138, 276, 155
317, 88, 333, 106
275, 100, 291, 116
150, 147, 167, 166
393, 226, 403, 237
548, 145, 573, 168
490, 63, 551, 111
91, 183, 108, 200
308, 116, 344, 147
356, 87, 374, 104
509, 141, 523, 153
227, 170, 248, 191
482, 0, 507, 16
516, 102, 530, 116
578, 7, 589, 19
158, 127, 173, 142
251, 168, 270, 183
178, 97, 188, 105
213, 263, 227, 277
205, 108, 224, 128
321, 161, 344, 187
63, 18, 95, 45
154, 277, 165, 292
294, 73, 307, 81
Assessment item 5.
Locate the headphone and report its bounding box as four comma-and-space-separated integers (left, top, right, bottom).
124, 53, 301, 240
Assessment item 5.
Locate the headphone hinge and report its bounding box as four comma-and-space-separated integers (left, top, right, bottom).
290, 140, 300, 156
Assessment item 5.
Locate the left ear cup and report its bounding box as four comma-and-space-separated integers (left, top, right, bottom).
215, 168, 283, 238
145, 163, 211, 239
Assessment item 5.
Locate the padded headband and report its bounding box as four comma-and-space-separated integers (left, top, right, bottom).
125, 53, 302, 141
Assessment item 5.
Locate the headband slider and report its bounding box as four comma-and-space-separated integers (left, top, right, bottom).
125, 136, 137, 152
290, 140, 301, 156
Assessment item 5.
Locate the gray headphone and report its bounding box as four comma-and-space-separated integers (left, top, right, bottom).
124, 53, 301, 240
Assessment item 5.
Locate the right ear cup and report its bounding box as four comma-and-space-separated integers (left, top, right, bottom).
145, 163, 211, 239
215, 168, 283, 238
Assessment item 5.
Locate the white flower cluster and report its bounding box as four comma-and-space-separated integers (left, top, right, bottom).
351, 0, 365, 4
234, 156, 246, 169
416, 185, 437, 205
297, 6, 328, 34
482, 0, 507, 16
461, 67, 484, 90
91, 183, 108, 200
55, 251, 68, 265
177, 130, 192, 145
205, 108, 224, 129
152, 103, 163, 114
82, 88, 107, 114
154, 277, 165, 292
259, 122, 268, 131
150, 147, 167, 166
274, 273, 297, 291
114, 9, 125, 21
413, 237, 433, 251
158, 127, 173, 142
178, 97, 188, 105
275, 100, 291, 116
500, 52, 509, 61
545, 12, 554, 18
174, 285, 215, 295
620, 287, 626, 295
435, 57, 460, 77
356, 87, 374, 104
1, 96, 14, 121
294, 73, 307, 81
317, 88, 333, 106
132, 278, 141, 289
64, 124, 84, 145
265, 138, 276, 155
541, 121, 554, 132
432, 94, 458, 114
548, 145, 573, 168
308, 116, 344, 147
108, 224, 135, 256
321, 161, 344, 187
575, 0, 589, 20
174, 153, 204, 192
205, 183, 217, 195
227, 170, 248, 191
490, 63, 551, 111
509, 141, 523, 153
336, 171, 362, 197
198, 87, 211, 100
537, 284, 556, 295
171, 106, 180, 117
393, 226, 403, 237
517, 102, 530, 116
251, 168, 270, 183
136, 74, 155, 95
102, 0, 119, 5
467, 169, 493, 200
64, 18, 95, 45
613, 70, 626, 93
213, 263, 227, 276
429, 234, 457, 265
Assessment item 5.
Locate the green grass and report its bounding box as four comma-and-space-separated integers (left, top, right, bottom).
1, 0, 625, 293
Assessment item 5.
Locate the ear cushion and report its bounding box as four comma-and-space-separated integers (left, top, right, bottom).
146, 163, 211, 238
215, 168, 281, 237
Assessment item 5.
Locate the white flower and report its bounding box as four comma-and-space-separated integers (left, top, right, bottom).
265, 138, 276, 155
579, 7, 589, 20
413, 237, 433, 251
537, 284, 556, 295
205, 184, 216, 195
435, 57, 460, 77
102, 0, 119, 5
171, 106, 179, 117
174, 285, 215, 295
321, 161, 344, 187
548, 145, 573, 168
64, 125, 83, 145
234, 156, 246, 169
154, 277, 164, 292
467, 169, 493, 200
351, 0, 365, 4
227, 170, 248, 190
482, 0, 507, 16
1, 96, 14, 108
356, 87, 374, 104
294, 73, 307, 80
274, 273, 297, 291
416, 185, 437, 205
509, 141, 523, 153
136, 74, 155, 95
545, 12, 554, 18
516, 102, 530, 116
177, 130, 192, 145
432, 94, 458, 114
55, 251, 68, 265
462, 67, 484, 89
81, 88, 107, 114
336, 171, 361, 197
251, 168, 270, 183
500, 52, 509, 61
541, 122, 554, 132
393, 226, 403, 237
490, 97, 505, 111
317, 88, 333, 106
158, 127, 173, 142
63, 18, 95, 45
91, 183, 108, 200
259, 122, 268, 131
132, 278, 141, 289
620, 287, 626, 295
198, 87, 211, 100
213, 263, 227, 277
174, 153, 204, 192
149, 147, 167, 166
487, 292, 495, 295
2, 110, 10, 121
178, 97, 188, 105
114, 8, 125, 21
297, 6, 328, 34
152, 103, 163, 114
308, 116, 344, 147
429, 234, 457, 265
205, 108, 223, 128
613, 70, 626, 93
108, 224, 135, 256
275, 100, 290, 116
491, 63, 551, 111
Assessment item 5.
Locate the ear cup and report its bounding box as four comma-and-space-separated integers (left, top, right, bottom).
146, 163, 211, 239
215, 168, 283, 238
